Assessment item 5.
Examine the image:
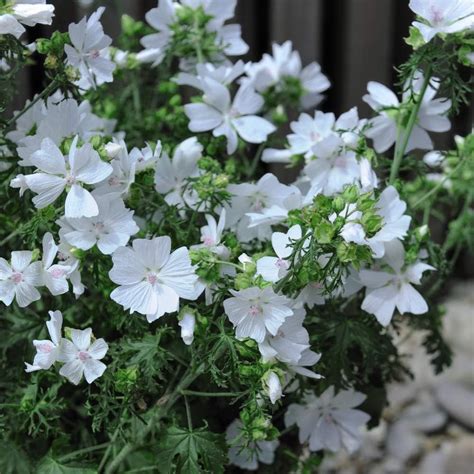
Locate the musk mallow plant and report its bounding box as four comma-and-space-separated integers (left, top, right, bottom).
0, 0, 472, 471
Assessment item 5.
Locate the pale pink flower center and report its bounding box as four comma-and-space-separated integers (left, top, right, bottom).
249, 304, 262, 317
334, 156, 347, 168
203, 236, 215, 246
65, 174, 76, 185
275, 258, 288, 269
310, 130, 320, 142
430, 7, 444, 25
50, 268, 65, 278
324, 413, 334, 424
78, 351, 91, 362
94, 221, 105, 232
108, 176, 120, 186
90, 49, 101, 59
147, 272, 158, 285
11, 272, 23, 284
38, 343, 53, 353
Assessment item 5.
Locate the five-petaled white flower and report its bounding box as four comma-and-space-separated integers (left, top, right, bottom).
359, 240, 435, 326
285, 386, 370, 454
185, 78, 276, 154
109, 236, 201, 322
25, 310, 62, 373
0, 1, 54, 39
244, 40, 330, 109
0, 250, 42, 307
409, 0, 474, 43
363, 74, 451, 153
22, 135, 112, 218
223, 286, 293, 343
65, 7, 116, 90
58, 328, 108, 385
226, 419, 279, 471
57, 194, 139, 255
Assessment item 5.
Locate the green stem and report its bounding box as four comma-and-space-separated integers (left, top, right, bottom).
57, 443, 109, 463
5, 80, 58, 130
180, 389, 242, 398
247, 143, 265, 179
184, 396, 193, 431
0, 228, 20, 246
104, 345, 226, 474
413, 158, 465, 209
389, 68, 432, 184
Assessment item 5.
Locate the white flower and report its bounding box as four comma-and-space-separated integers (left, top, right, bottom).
58, 328, 108, 385
0, 251, 42, 307
409, 0, 474, 43
359, 240, 435, 326
258, 309, 310, 365
154, 137, 203, 208
25, 310, 62, 373
264, 371, 283, 404
185, 78, 275, 154
0, 1, 54, 39
109, 236, 201, 322
256, 225, 302, 283
21, 136, 112, 217
226, 173, 300, 242
65, 7, 116, 90
285, 386, 371, 454
193, 209, 228, 256
41, 232, 75, 296
226, 419, 279, 471
175, 60, 246, 90
338, 186, 412, 258
223, 286, 293, 343
424, 150, 444, 167
178, 312, 196, 345
94, 140, 135, 197
130, 140, 162, 173
303, 135, 361, 197
262, 108, 363, 164
57, 194, 139, 255
244, 41, 330, 109
363, 75, 451, 153
56, 235, 85, 298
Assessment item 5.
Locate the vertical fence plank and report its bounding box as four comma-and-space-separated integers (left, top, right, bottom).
339, 0, 395, 115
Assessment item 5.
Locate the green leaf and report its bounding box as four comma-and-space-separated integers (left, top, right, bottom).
0, 441, 31, 474
157, 425, 227, 474
36, 456, 96, 474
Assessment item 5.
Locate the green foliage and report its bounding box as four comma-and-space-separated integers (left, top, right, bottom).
157, 425, 227, 474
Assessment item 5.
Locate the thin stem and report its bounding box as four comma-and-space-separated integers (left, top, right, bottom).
184, 396, 193, 431
0, 229, 20, 246
390, 68, 432, 184
180, 389, 242, 398
247, 143, 265, 179
5, 80, 58, 130
58, 443, 109, 463
413, 158, 465, 209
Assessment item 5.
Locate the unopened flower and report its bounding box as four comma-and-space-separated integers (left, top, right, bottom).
178, 312, 196, 345
264, 371, 283, 404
